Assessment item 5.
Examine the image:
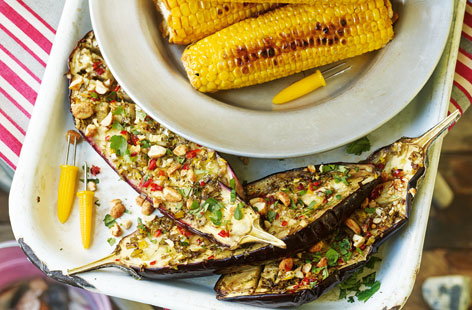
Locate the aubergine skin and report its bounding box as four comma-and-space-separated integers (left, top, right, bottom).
214, 137, 431, 307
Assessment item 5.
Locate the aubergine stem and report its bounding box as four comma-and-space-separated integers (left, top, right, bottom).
67, 253, 118, 275
241, 221, 287, 249
410, 109, 461, 150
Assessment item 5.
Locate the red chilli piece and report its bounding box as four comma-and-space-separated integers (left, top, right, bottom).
154, 230, 162, 237
182, 164, 190, 170
178, 226, 193, 237
141, 178, 153, 188
90, 165, 101, 176
199, 181, 206, 186
120, 130, 128, 136
281, 220, 288, 227
218, 230, 230, 238
113, 85, 121, 92
105, 135, 110, 141
158, 170, 167, 177
392, 169, 404, 178
149, 260, 157, 266
208, 255, 215, 260
297, 183, 305, 190
150, 183, 163, 192
148, 159, 157, 170
186, 149, 201, 159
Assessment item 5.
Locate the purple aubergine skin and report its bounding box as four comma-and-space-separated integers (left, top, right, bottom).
77, 165, 379, 280
213, 144, 426, 307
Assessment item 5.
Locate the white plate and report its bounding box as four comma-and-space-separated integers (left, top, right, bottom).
9, 0, 466, 309
89, 0, 453, 158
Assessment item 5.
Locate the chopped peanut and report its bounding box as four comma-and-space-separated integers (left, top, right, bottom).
186, 169, 196, 183
278, 258, 294, 272
345, 218, 362, 235
275, 191, 291, 207
110, 199, 126, 219
148, 145, 167, 158
135, 194, 146, 206
309, 241, 325, 253
111, 223, 122, 237
100, 112, 113, 127
95, 80, 108, 94
141, 200, 155, 215
353, 234, 365, 248
173, 144, 187, 156
71, 102, 93, 119
316, 257, 328, 268
163, 187, 182, 202
307, 165, 317, 173
84, 124, 97, 137
122, 219, 132, 230
167, 163, 181, 176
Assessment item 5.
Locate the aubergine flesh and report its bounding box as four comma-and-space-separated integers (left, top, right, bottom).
214, 110, 461, 307
68, 162, 379, 279
67, 31, 283, 250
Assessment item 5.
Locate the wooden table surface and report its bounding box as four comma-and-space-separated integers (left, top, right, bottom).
1, 111, 471, 309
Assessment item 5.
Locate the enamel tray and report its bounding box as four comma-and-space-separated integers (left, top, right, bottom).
9, 0, 466, 309
90, 0, 453, 158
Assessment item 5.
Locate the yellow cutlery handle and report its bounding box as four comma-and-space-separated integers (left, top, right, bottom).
272, 70, 326, 104
77, 190, 95, 249
57, 165, 79, 223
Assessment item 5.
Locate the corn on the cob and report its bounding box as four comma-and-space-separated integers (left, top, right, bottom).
200, 0, 369, 4
182, 0, 394, 92
156, 0, 280, 45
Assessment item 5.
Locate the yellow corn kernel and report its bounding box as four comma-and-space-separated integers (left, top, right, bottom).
77, 190, 94, 249
57, 165, 79, 223
155, 0, 280, 45
182, 1, 394, 92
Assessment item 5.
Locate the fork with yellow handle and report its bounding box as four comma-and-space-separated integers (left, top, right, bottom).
77, 162, 95, 249
272, 62, 351, 104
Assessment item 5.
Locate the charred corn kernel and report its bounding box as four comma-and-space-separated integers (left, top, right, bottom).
155, 0, 280, 44
182, 1, 394, 92
273, 70, 326, 104
77, 190, 94, 249
200, 0, 370, 3
57, 165, 79, 223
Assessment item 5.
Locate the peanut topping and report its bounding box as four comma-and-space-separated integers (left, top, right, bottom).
163, 187, 182, 202
110, 199, 126, 219
173, 144, 188, 156
345, 218, 362, 235
279, 258, 294, 271
148, 145, 167, 158
275, 191, 291, 207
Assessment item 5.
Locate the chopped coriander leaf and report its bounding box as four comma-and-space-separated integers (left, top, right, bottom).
112, 121, 123, 131
229, 179, 236, 190
298, 190, 307, 196
230, 189, 236, 203
89, 91, 98, 98
362, 272, 376, 286
267, 210, 277, 223
356, 281, 381, 302
365, 207, 376, 214
137, 217, 146, 231
107, 238, 116, 246
325, 248, 340, 266
336, 194, 342, 200
347, 296, 355, 303
110, 135, 128, 156
308, 200, 317, 209
321, 164, 338, 173
366, 256, 382, 269
112, 106, 124, 115
140, 139, 151, 148
177, 156, 186, 164
87, 178, 100, 184
150, 239, 157, 244
131, 129, 141, 135
180, 241, 190, 246
325, 189, 333, 196
209, 208, 222, 226
234, 204, 243, 220
346, 137, 371, 156
321, 267, 329, 279
190, 200, 200, 210
103, 214, 116, 228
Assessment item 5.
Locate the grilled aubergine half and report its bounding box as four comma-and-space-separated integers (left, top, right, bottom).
68, 162, 379, 279
68, 32, 284, 250
214, 111, 460, 307
67, 32, 380, 279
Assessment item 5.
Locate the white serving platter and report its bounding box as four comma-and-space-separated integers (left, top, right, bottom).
89, 0, 453, 158
9, 0, 465, 309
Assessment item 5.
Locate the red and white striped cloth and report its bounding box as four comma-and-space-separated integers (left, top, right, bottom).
0, 1, 471, 171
